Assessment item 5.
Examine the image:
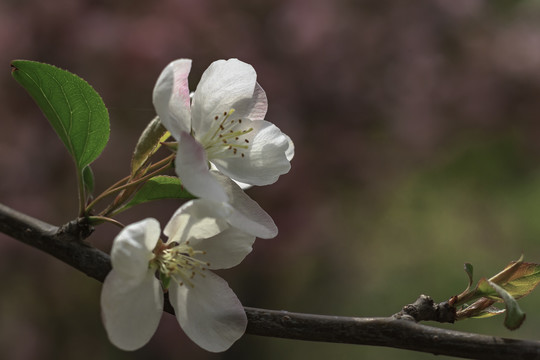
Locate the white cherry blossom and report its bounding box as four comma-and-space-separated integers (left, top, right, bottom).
101, 200, 257, 352
153, 58, 293, 201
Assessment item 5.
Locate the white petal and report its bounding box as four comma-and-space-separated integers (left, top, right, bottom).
163, 200, 231, 245
170, 271, 247, 352
246, 83, 268, 121
101, 269, 164, 351
284, 133, 295, 161
232, 179, 253, 190
211, 120, 291, 186
211, 163, 253, 191
153, 59, 192, 139
212, 171, 278, 239
175, 131, 228, 203
110, 218, 160, 284
189, 226, 255, 269
191, 59, 258, 136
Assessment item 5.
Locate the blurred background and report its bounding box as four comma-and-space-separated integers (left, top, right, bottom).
2, 0, 540, 359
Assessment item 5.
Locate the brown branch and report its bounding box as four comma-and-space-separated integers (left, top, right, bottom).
245, 308, 540, 359
0, 203, 110, 281
1, 202, 540, 360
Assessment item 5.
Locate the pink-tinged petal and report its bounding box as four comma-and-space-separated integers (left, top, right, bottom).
101, 269, 164, 351
175, 132, 228, 203
110, 218, 160, 284
170, 271, 247, 352
191, 59, 257, 136
163, 200, 231, 245
211, 121, 291, 186
212, 171, 278, 239
153, 59, 192, 139
189, 226, 255, 270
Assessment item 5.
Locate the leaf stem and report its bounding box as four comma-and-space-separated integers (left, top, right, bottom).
76, 168, 86, 217
85, 153, 175, 215
100, 157, 175, 217
86, 216, 125, 228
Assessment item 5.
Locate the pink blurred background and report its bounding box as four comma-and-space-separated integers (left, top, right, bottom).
2, 1, 540, 359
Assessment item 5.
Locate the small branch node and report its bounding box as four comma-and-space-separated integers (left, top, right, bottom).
57, 217, 94, 242
393, 294, 456, 323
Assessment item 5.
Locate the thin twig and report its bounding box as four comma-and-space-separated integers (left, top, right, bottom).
0, 202, 539, 360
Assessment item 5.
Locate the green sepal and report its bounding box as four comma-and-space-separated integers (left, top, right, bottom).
161, 273, 171, 290
131, 117, 170, 176
119, 175, 195, 212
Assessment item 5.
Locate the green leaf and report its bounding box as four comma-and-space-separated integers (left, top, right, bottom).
475, 278, 499, 299
461, 257, 540, 304
489, 259, 540, 299
487, 280, 526, 330
469, 305, 505, 319
488, 255, 524, 285
11, 60, 110, 170
131, 117, 170, 176
122, 175, 194, 211
464, 263, 474, 293
82, 165, 94, 196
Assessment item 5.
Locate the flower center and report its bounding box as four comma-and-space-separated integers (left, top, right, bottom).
153, 241, 209, 288
199, 109, 253, 159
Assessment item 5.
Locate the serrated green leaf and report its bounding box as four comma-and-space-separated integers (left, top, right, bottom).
122, 175, 194, 211
463, 257, 540, 303
131, 117, 170, 176
491, 261, 540, 299
487, 280, 526, 330
11, 60, 110, 170
489, 255, 524, 285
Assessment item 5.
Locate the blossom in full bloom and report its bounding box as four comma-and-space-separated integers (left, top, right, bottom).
153, 58, 294, 202
101, 200, 257, 352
